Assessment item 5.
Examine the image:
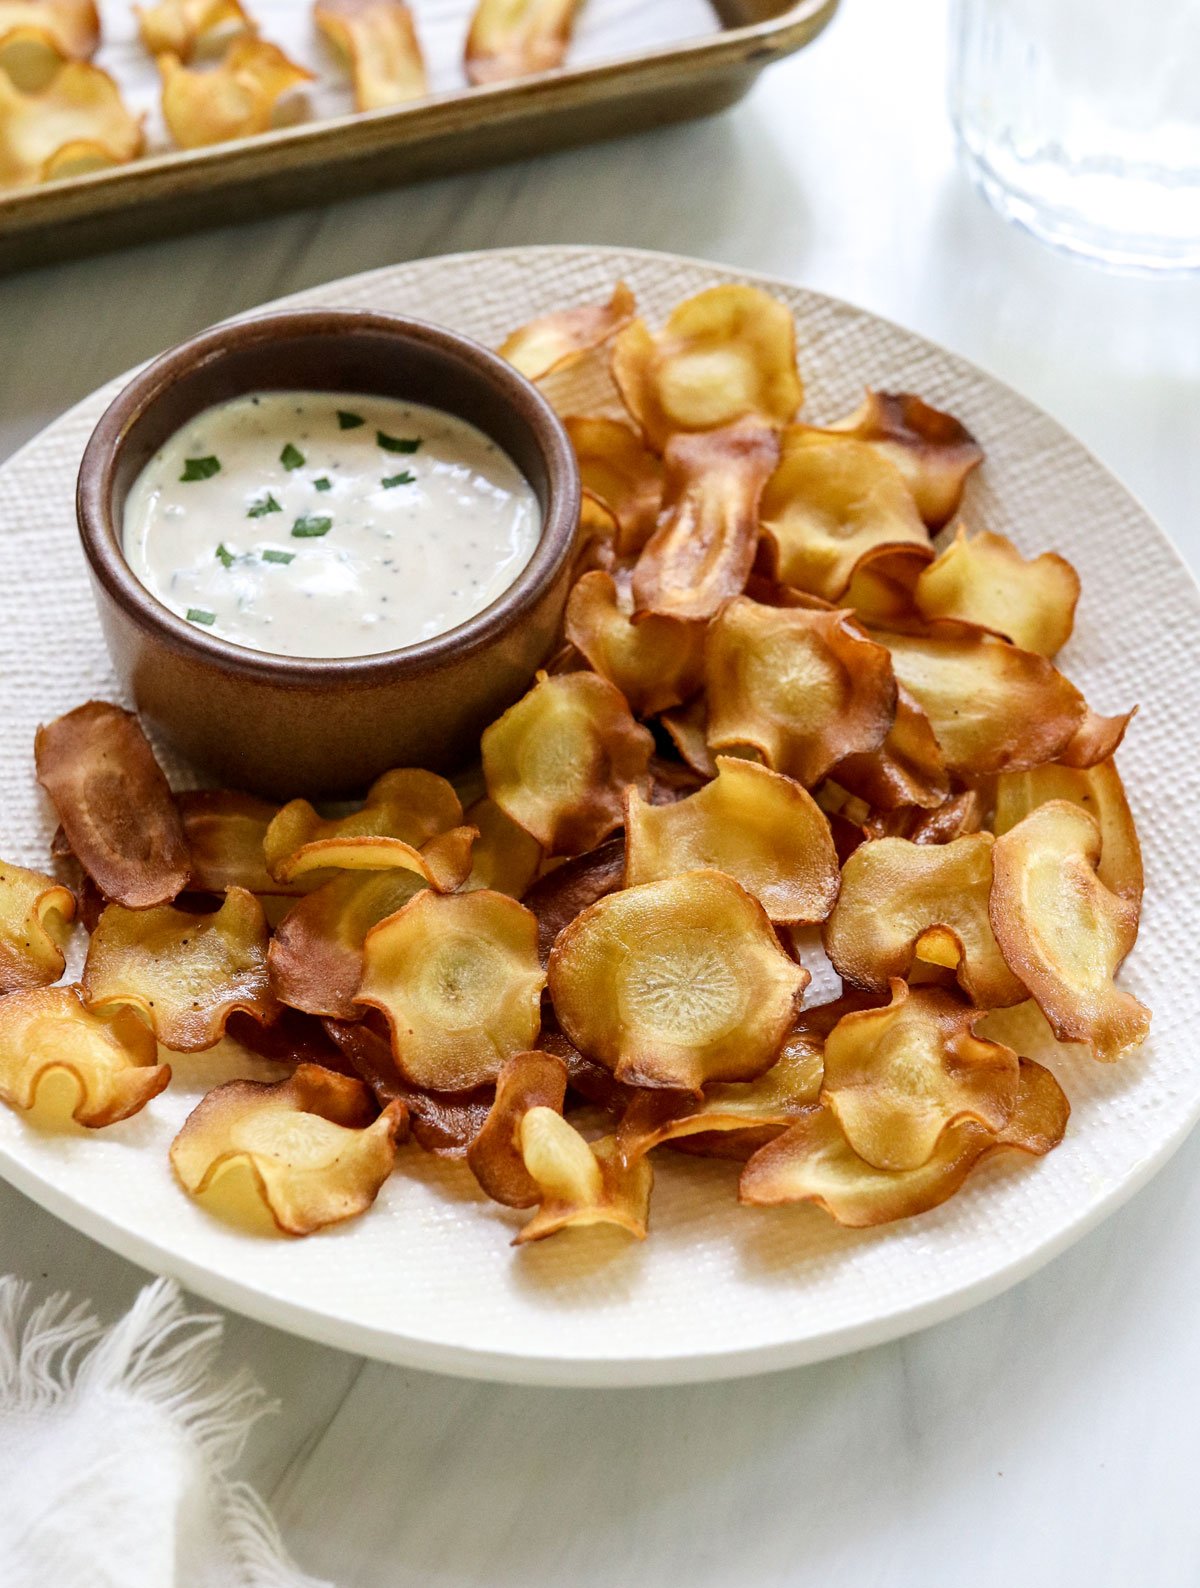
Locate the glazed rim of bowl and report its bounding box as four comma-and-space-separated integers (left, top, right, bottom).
76, 308, 581, 689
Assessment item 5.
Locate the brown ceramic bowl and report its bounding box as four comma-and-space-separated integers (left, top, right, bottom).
77, 309, 580, 799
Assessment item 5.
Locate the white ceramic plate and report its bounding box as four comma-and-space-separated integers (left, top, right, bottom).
0, 247, 1196, 1387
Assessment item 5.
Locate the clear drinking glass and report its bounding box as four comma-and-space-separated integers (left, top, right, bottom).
948, 0, 1200, 271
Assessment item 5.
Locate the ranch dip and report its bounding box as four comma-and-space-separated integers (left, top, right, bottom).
122, 391, 541, 659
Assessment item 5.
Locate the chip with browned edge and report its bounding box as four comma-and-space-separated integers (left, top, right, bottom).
315, 0, 426, 109
0, 860, 75, 994
498, 281, 635, 382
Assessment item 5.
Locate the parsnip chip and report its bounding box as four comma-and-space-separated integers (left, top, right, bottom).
565, 570, 706, 716
356, 888, 545, 1092
465, 0, 582, 83
481, 671, 654, 857
915, 527, 1080, 657
623, 757, 839, 925
36, 702, 189, 909
159, 36, 312, 149
135, 0, 251, 61
1058, 705, 1135, 769
514, 1109, 652, 1244
990, 801, 1149, 1062
824, 832, 1026, 1008
841, 545, 928, 626
820, 981, 1019, 1172
867, 789, 982, 846
315, 0, 425, 109
463, 796, 542, 897
170, 1063, 405, 1236
826, 390, 984, 529
0, 986, 166, 1129
659, 694, 717, 779
759, 431, 931, 603
565, 416, 663, 557
522, 836, 624, 963
498, 281, 635, 382
179, 789, 304, 896
631, 421, 780, 621
0, 56, 140, 184
612, 285, 803, 449
264, 767, 473, 891
467, 1049, 568, 1206
877, 622, 1086, 776
0, 1, 99, 91
83, 887, 277, 1052
705, 596, 897, 787
0, 861, 75, 994
832, 683, 950, 811
548, 870, 808, 1091
269, 869, 426, 1020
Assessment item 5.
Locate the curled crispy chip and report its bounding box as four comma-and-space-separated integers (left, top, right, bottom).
660, 694, 717, 779
170, 1063, 405, 1236
270, 869, 426, 1020
36, 702, 189, 908
820, 981, 1019, 1172
565, 416, 663, 556
832, 683, 949, 811
0, 860, 75, 994
0, 1, 99, 90
841, 545, 929, 626
498, 282, 635, 382
357, 888, 545, 1092
135, 0, 251, 60
565, 570, 706, 716
482, 671, 653, 856
759, 431, 931, 603
623, 757, 839, 925
179, 789, 304, 896
0, 986, 166, 1128
463, 795, 541, 897
0, 58, 140, 186
467, 1050, 568, 1206
878, 622, 1086, 776
83, 887, 277, 1051
514, 1109, 652, 1244
915, 527, 1080, 657
825, 832, 1025, 1008
631, 421, 780, 621
465, 0, 582, 83
826, 390, 984, 529
548, 870, 808, 1091
315, 0, 426, 110
705, 596, 897, 787
159, 36, 312, 149
866, 789, 983, 846
1058, 705, 1135, 770
612, 285, 803, 449
990, 801, 1149, 1061
523, 836, 624, 963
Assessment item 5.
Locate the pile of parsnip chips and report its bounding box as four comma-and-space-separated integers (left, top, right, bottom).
0, 279, 1148, 1247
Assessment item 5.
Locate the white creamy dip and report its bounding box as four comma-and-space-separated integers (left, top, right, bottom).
122, 391, 541, 659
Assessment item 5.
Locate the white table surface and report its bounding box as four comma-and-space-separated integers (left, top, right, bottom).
3, 2, 1200, 1584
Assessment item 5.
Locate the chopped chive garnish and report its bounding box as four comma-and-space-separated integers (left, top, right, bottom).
186, 608, 216, 625
291, 515, 332, 538
280, 443, 305, 470
180, 456, 220, 482
313, 476, 332, 492
337, 410, 365, 430
262, 549, 295, 564
377, 431, 421, 454
248, 493, 281, 518
215, 542, 235, 568
381, 471, 415, 488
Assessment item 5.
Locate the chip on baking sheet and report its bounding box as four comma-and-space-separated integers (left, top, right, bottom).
465, 0, 583, 84
315, 0, 426, 110
0, 860, 75, 995
158, 35, 312, 148
499, 281, 635, 382
0, 0, 99, 91
135, 0, 252, 61
0, 59, 140, 185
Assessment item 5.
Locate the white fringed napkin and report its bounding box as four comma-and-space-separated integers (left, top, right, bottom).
0, 1276, 332, 1588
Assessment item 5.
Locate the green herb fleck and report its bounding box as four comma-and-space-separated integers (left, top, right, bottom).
337, 411, 365, 430
313, 476, 332, 492
180, 456, 220, 482
262, 549, 295, 565
292, 515, 333, 538
215, 542, 235, 569
248, 493, 281, 518
381, 471, 415, 488
377, 431, 421, 454
280, 443, 306, 470
186, 608, 216, 625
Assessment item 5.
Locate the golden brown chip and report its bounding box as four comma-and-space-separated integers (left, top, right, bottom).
867, 789, 982, 846
462, 795, 542, 898
135, 0, 251, 60
0, 1, 99, 90
83, 886, 278, 1052
0, 860, 75, 994
466, 1049, 569, 1206
514, 1110, 652, 1244
631, 421, 780, 622
841, 544, 929, 626
522, 836, 625, 963
481, 671, 654, 857
159, 36, 312, 149
820, 981, 1019, 1172
659, 694, 717, 779
994, 1056, 1070, 1157
315, 0, 425, 109
170, 1063, 405, 1236
826, 390, 984, 529
0, 57, 140, 183
0, 985, 167, 1128
705, 596, 897, 787
1058, 705, 1135, 769
465, 0, 582, 83
832, 683, 950, 811
565, 570, 706, 716
990, 800, 1150, 1062
548, 870, 808, 1091
612, 284, 803, 449
179, 789, 304, 896
914, 527, 1080, 657
623, 756, 839, 925
824, 832, 1026, 1008
759, 430, 931, 603
356, 888, 545, 1092
35, 702, 189, 909
498, 281, 635, 382
565, 416, 663, 557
